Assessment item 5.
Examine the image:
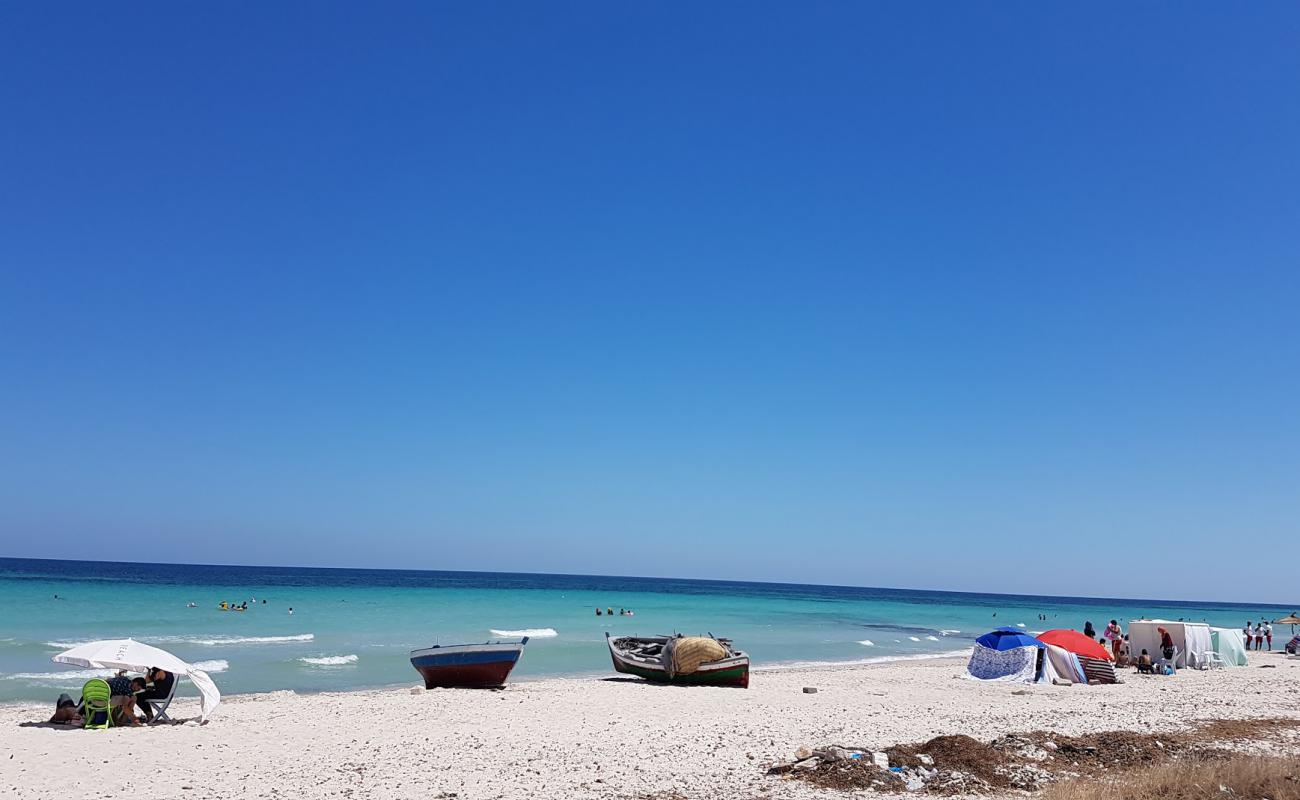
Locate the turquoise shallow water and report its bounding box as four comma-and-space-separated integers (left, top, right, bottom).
0, 558, 1292, 703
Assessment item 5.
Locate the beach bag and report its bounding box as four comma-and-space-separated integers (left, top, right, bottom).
663, 637, 727, 678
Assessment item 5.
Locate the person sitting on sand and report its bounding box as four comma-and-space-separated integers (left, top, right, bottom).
48, 693, 83, 726
1083, 621, 1096, 639
1136, 649, 1155, 674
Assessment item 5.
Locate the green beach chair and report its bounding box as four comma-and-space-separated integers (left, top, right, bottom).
80, 678, 113, 730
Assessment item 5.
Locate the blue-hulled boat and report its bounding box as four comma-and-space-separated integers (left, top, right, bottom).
409, 637, 529, 689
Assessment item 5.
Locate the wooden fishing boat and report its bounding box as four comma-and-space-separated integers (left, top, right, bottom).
606, 633, 749, 688
409, 637, 528, 689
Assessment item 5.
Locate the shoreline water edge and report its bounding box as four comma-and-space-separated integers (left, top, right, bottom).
2, 557, 1294, 702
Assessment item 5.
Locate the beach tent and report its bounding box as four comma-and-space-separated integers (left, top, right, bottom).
1037, 644, 1087, 685
1209, 628, 1248, 667
52, 639, 221, 721
967, 628, 1044, 682
1035, 629, 1117, 684
1127, 620, 1212, 670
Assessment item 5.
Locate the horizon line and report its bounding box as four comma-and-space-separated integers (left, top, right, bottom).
2, 555, 1294, 611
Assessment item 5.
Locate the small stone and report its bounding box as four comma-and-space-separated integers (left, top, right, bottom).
795, 746, 813, 760
802, 687, 818, 693
410, 688, 423, 695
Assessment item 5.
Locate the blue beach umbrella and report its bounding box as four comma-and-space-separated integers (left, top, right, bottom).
975, 627, 1044, 651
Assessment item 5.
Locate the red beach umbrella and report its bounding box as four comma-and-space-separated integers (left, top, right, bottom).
1037, 629, 1114, 662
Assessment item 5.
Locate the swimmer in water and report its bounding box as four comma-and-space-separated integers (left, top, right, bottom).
288, 607, 294, 615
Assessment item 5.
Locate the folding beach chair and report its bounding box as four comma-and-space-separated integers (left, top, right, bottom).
145, 677, 178, 723
80, 678, 113, 730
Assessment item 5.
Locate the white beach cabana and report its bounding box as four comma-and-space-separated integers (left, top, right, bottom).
1127, 620, 1212, 669
1209, 627, 1249, 667
52, 638, 221, 721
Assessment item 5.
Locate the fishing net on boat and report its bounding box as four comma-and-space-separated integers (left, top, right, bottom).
664, 637, 728, 677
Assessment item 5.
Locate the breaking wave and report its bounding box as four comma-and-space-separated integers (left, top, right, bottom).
176, 634, 314, 646
489, 628, 557, 638
3, 668, 113, 682
299, 655, 358, 666
857, 640, 875, 646
190, 660, 229, 673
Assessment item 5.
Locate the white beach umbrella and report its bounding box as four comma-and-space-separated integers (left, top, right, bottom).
51, 639, 221, 721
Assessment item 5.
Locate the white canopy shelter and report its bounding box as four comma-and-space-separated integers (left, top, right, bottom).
52, 639, 221, 721
1127, 620, 1212, 670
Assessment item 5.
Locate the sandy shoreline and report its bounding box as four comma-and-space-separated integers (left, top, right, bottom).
4, 653, 1299, 799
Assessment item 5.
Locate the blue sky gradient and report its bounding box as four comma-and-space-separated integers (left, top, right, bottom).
2, 3, 1297, 602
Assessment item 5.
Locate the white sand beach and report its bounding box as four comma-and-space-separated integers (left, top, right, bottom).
4, 654, 1299, 800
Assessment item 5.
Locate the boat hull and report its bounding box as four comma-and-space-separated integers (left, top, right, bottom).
607, 634, 750, 688
410, 639, 526, 689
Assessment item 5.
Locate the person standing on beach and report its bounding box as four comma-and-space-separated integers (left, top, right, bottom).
1157, 627, 1175, 664
1264, 621, 1273, 650
1244, 621, 1253, 650
1254, 623, 1265, 650
1103, 620, 1123, 660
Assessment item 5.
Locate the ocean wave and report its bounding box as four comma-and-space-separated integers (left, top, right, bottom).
758, 649, 971, 672
857, 640, 874, 646
299, 655, 358, 666
925, 635, 940, 641
1016, 623, 1027, 628
940, 629, 961, 635
190, 660, 229, 673
908, 636, 921, 641
45, 641, 94, 650
3, 668, 114, 681
489, 628, 557, 638
174, 634, 314, 646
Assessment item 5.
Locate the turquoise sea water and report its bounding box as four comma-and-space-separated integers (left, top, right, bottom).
0, 558, 1292, 703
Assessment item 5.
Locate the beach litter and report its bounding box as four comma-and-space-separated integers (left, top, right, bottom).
765, 719, 1300, 794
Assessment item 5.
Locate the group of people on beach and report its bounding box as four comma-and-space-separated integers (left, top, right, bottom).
47, 666, 175, 728
1244, 620, 1274, 650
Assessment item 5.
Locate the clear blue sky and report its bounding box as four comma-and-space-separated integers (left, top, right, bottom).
1, 3, 1297, 603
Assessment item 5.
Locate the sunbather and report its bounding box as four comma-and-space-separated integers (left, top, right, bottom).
48, 693, 83, 726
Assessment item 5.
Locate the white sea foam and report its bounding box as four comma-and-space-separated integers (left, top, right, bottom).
758, 649, 971, 672
489, 628, 558, 638
939, 629, 961, 635
857, 640, 875, 646
176, 634, 314, 646
3, 668, 114, 682
190, 660, 229, 673
299, 655, 358, 666
908, 636, 921, 641
45, 641, 94, 650
925, 635, 940, 641
1016, 623, 1027, 628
